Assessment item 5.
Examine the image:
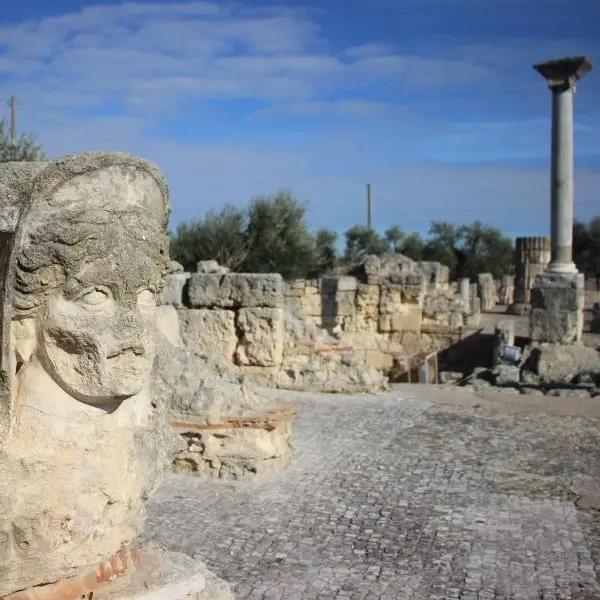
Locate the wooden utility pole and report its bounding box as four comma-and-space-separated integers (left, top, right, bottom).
366, 183, 372, 230
9, 96, 16, 159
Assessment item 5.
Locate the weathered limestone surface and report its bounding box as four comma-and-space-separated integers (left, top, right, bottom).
509, 236, 551, 315
497, 274, 515, 306
529, 272, 585, 343
160, 266, 385, 393
179, 308, 237, 360
188, 273, 283, 309
528, 343, 600, 384
283, 254, 470, 378
0, 153, 173, 594
235, 307, 284, 367
278, 307, 389, 393
153, 332, 295, 480
493, 320, 515, 367
477, 273, 497, 312
0, 153, 232, 598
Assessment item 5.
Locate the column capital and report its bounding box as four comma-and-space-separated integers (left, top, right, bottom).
534, 56, 593, 90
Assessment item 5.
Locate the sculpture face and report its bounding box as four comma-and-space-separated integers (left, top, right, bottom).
0, 154, 173, 598
37, 242, 160, 404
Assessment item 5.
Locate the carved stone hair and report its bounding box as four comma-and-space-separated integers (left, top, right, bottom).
11, 153, 171, 317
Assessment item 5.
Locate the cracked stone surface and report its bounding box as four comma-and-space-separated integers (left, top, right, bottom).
143, 385, 600, 600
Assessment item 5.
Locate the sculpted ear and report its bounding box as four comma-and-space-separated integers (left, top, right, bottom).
12, 318, 37, 366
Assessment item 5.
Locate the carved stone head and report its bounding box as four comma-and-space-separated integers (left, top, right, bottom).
10, 153, 170, 406
0, 153, 171, 595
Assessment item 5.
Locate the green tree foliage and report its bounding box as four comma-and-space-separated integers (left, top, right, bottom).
171, 191, 321, 279
243, 190, 318, 279
0, 118, 46, 162
313, 228, 338, 276
343, 226, 389, 263
170, 205, 248, 272
384, 225, 404, 253
574, 217, 600, 289
422, 221, 461, 276
457, 220, 514, 279
399, 233, 425, 261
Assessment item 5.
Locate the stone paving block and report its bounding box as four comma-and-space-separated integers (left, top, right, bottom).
144, 387, 600, 600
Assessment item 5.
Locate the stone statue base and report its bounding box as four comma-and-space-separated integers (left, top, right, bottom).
2, 545, 233, 600
529, 272, 585, 343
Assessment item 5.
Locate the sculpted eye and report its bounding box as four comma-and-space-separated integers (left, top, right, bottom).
79, 288, 110, 307
137, 289, 156, 308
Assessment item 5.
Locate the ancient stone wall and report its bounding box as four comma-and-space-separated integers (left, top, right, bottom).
283, 255, 472, 374
509, 236, 551, 314
159, 262, 388, 392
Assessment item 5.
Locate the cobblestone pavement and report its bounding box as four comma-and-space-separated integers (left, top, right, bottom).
144, 386, 600, 599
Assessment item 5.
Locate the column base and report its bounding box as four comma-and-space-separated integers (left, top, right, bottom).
546, 261, 578, 274
529, 272, 584, 343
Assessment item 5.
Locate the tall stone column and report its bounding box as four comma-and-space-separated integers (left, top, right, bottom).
533, 56, 592, 273
529, 57, 592, 344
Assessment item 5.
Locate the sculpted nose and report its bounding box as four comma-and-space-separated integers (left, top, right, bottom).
106, 308, 147, 357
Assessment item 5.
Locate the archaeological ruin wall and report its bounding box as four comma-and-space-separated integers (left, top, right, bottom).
283, 254, 476, 375
159, 261, 388, 393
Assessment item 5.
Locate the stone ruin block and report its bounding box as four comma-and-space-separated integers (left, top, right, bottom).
493, 320, 515, 366
348, 283, 380, 332
320, 276, 358, 319
235, 307, 284, 367
468, 296, 482, 327
477, 272, 497, 311
529, 272, 584, 343
188, 272, 283, 309
179, 308, 237, 361
418, 261, 449, 290
379, 283, 403, 314
159, 272, 190, 308
379, 306, 422, 333
497, 274, 515, 306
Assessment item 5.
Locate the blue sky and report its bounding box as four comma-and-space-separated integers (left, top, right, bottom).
0, 0, 598, 241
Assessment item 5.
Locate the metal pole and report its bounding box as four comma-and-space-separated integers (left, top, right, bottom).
9, 96, 16, 160
366, 183, 372, 231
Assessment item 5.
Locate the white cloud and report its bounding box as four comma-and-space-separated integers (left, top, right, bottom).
0, 1, 494, 115
0, 0, 598, 235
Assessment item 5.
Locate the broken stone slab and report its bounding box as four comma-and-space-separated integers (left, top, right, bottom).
492, 364, 521, 387
188, 273, 283, 308
159, 272, 191, 308
153, 331, 295, 480
525, 343, 600, 384
2, 545, 233, 600
168, 260, 184, 273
